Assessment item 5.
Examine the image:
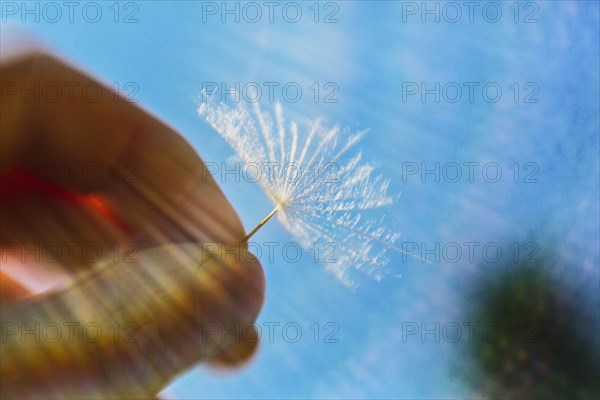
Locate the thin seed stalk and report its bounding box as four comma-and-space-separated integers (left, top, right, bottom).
241, 206, 279, 243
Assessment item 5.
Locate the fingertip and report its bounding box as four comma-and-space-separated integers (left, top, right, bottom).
212, 245, 266, 322
235, 248, 266, 318
195, 246, 265, 371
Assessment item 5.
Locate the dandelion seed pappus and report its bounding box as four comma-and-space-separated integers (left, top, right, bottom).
198, 92, 416, 286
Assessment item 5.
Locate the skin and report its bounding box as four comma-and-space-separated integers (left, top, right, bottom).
0, 50, 265, 399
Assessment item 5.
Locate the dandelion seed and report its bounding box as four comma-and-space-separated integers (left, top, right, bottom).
198, 93, 405, 286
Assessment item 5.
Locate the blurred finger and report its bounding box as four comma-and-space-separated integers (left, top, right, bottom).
1, 50, 246, 280
0, 242, 265, 399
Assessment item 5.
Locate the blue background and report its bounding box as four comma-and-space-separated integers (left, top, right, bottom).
2, 1, 598, 398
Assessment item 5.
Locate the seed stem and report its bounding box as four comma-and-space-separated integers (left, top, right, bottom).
241, 206, 279, 243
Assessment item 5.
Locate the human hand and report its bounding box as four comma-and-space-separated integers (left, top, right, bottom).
0, 48, 265, 399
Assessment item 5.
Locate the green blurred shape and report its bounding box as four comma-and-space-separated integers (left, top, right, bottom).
465, 256, 599, 399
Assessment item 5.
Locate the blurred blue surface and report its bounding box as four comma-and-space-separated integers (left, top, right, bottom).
2, 1, 598, 398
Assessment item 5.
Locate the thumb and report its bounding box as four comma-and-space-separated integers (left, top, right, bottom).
1, 242, 265, 399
